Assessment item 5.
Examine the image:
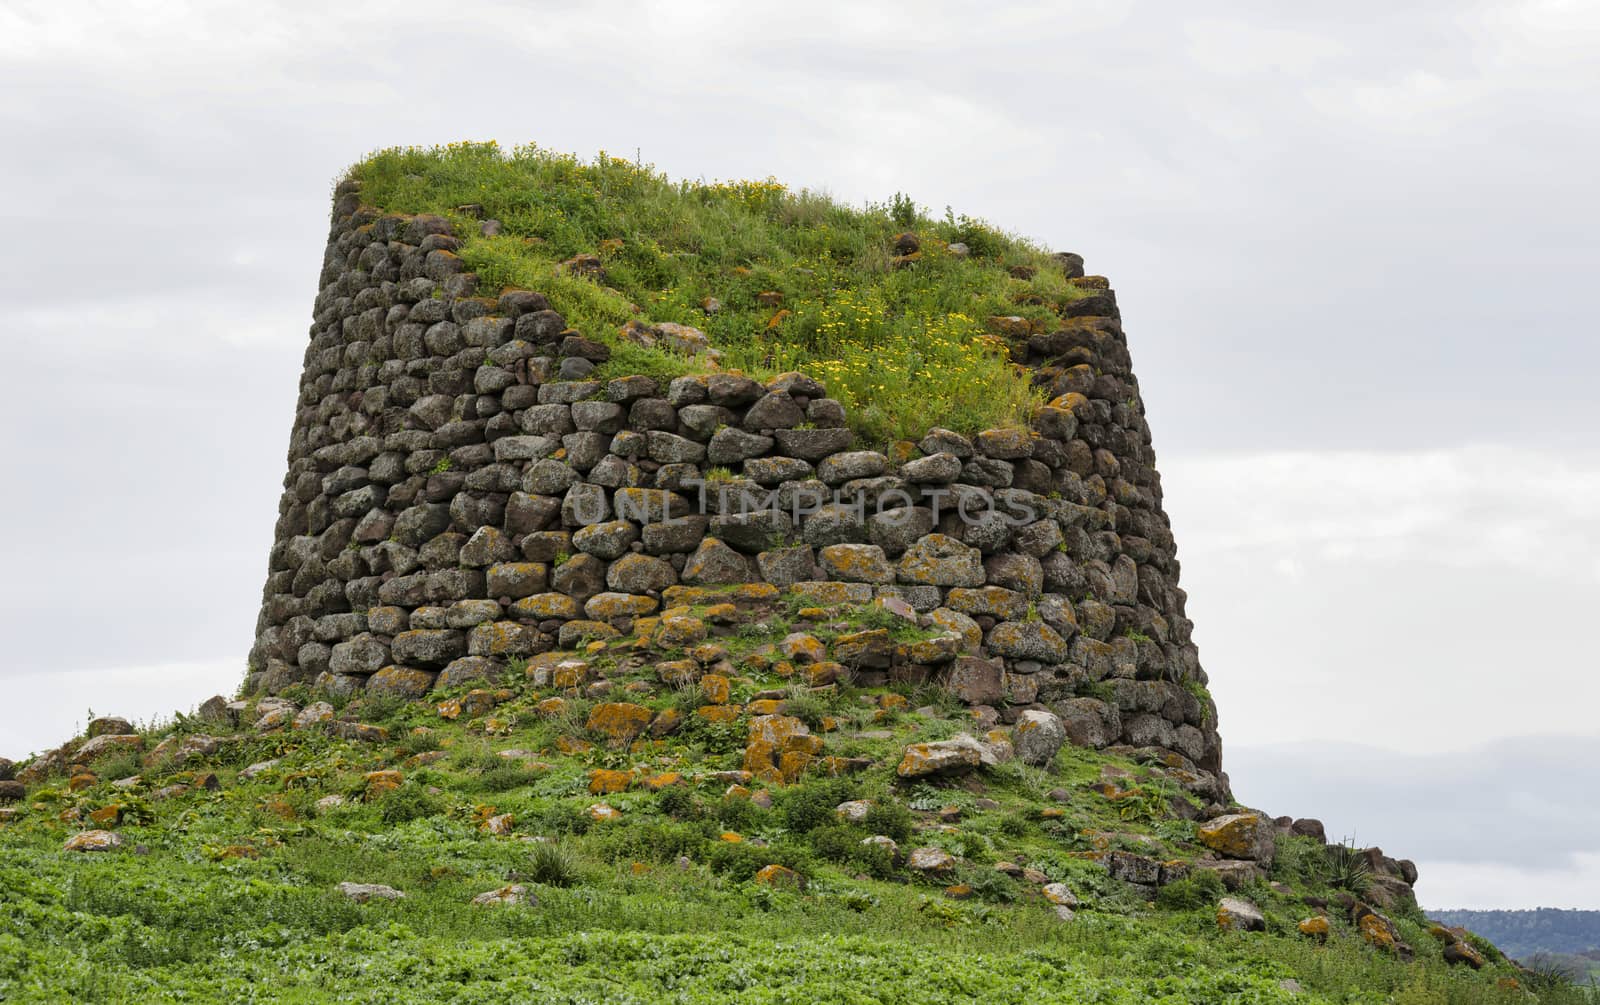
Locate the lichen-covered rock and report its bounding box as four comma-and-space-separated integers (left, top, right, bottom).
817, 450, 887, 485
818, 543, 894, 584
75, 734, 144, 762
64, 830, 123, 853
1198, 812, 1276, 865
1298, 916, 1331, 939
1217, 897, 1265, 932
510, 593, 582, 620
753, 863, 806, 888
572, 520, 639, 560
584, 592, 659, 619
941, 656, 1004, 705
338, 882, 405, 903
924, 607, 981, 651
460, 526, 517, 566
472, 884, 532, 907
1052, 697, 1119, 749
823, 629, 887, 669
897, 534, 985, 587
292, 702, 335, 730
437, 656, 502, 690
682, 538, 754, 585
779, 633, 826, 664
445, 599, 502, 629
866, 506, 935, 556
606, 554, 677, 594
945, 586, 1029, 620
986, 621, 1068, 662
1012, 710, 1066, 766
907, 847, 957, 873
757, 545, 815, 586
86, 716, 134, 738
330, 633, 390, 676
586, 703, 654, 745
653, 615, 707, 648
835, 800, 872, 823
391, 629, 466, 668
897, 735, 986, 778
983, 552, 1044, 596
901, 452, 962, 484
365, 666, 437, 699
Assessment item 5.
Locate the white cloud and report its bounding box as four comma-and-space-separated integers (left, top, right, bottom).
1165, 446, 1600, 583
1422, 855, 1600, 911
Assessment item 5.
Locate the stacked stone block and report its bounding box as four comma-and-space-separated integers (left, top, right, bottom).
250, 180, 1223, 790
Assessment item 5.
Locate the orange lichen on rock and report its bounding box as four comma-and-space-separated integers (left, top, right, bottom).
587, 769, 634, 795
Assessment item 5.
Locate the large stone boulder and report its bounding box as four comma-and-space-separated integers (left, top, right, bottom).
897, 534, 985, 587
1216, 897, 1265, 932
896, 734, 993, 778
1012, 710, 1066, 766
1198, 812, 1276, 866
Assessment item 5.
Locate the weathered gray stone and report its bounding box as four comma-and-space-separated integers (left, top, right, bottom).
640, 514, 710, 554
437, 656, 502, 690
709, 510, 791, 554
743, 456, 813, 485
330, 633, 389, 676
742, 391, 805, 431
1216, 897, 1266, 932
984, 553, 1044, 595
897, 534, 985, 587
572, 519, 639, 560
338, 882, 406, 903
571, 400, 625, 433
817, 451, 887, 485
390, 629, 466, 668
647, 431, 706, 464
901, 452, 962, 484
774, 427, 853, 460
445, 599, 502, 629
867, 506, 934, 556
918, 428, 973, 458
460, 526, 517, 566
524, 459, 580, 496
818, 543, 895, 584
941, 656, 1004, 704
707, 427, 774, 464
1012, 710, 1067, 766
757, 545, 816, 586
682, 539, 754, 585
677, 404, 738, 439
552, 553, 607, 600
485, 562, 548, 599
802, 503, 867, 547
605, 553, 677, 594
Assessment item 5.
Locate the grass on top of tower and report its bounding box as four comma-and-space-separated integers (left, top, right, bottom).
349, 141, 1091, 444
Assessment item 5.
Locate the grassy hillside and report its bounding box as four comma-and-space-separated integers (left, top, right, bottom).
0, 589, 1579, 1003
350, 141, 1093, 443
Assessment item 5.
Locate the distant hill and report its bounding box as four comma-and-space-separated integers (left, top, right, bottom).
1432, 908, 1600, 959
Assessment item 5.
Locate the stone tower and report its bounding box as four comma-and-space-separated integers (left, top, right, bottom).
249, 176, 1226, 799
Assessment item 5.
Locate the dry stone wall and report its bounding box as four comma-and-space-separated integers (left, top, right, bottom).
250, 178, 1226, 794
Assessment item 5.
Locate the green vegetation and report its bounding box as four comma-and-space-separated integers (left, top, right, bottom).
0, 593, 1578, 1002
349, 142, 1095, 442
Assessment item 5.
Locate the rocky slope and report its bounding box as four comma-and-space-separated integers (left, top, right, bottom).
0, 592, 1554, 1003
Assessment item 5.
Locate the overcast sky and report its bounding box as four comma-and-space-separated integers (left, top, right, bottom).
1, 0, 1595, 910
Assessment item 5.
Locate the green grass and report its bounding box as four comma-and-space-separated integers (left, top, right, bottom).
348, 141, 1093, 443
1, 594, 1575, 1003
